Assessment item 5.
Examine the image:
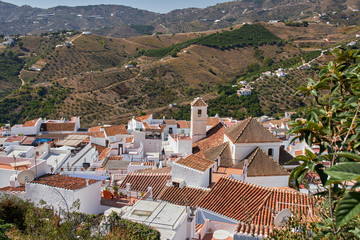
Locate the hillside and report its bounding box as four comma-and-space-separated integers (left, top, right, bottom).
0, 22, 358, 126
0, 0, 359, 36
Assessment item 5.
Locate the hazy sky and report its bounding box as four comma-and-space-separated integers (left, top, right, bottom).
2, 0, 230, 13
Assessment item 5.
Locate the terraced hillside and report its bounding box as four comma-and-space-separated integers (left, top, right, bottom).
0, 23, 358, 126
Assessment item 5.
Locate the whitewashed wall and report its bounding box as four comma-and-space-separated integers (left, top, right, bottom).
25, 181, 101, 215
172, 163, 211, 188
246, 175, 289, 187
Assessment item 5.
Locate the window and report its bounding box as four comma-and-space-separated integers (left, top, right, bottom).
169, 127, 173, 134
198, 109, 202, 117
268, 148, 273, 156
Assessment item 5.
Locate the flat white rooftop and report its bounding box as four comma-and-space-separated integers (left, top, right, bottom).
123, 200, 187, 239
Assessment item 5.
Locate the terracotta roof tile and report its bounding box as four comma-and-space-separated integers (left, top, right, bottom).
142, 122, 150, 129
164, 119, 177, 125
176, 120, 189, 128
21, 137, 36, 145
134, 166, 172, 174
175, 155, 214, 172
251, 188, 316, 228
199, 177, 271, 221
88, 126, 102, 132
157, 185, 210, 207
236, 222, 272, 237
126, 136, 134, 143
103, 125, 127, 136
198, 177, 315, 228
23, 118, 41, 127
130, 162, 155, 166
192, 122, 225, 154
98, 147, 111, 161
135, 114, 152, 122
40, 123, 75, 132
31, 174, 98, 190
118, 172, 171, 198
0, 186, 26, 192
212, 167, 243, 183
206, 117, 220, 126
91, 144, 106, 154
225, 117, 281, 143
190, 97, 207, 107
237, 148, 289, 177
5, 136, 25, 143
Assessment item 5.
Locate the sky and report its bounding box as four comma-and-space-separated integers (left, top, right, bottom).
2, 0, 231, 13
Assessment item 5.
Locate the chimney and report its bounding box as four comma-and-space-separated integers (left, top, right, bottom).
86, 179, 89, 186
147, 187, 153, 200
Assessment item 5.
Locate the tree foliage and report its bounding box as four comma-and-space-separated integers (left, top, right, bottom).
145, 24, 283, 58
287, 49, 360, 238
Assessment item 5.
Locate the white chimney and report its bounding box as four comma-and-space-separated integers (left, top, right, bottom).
147, 187, 153, 200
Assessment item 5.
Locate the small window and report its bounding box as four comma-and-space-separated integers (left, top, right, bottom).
169, 127, 173, 134
268, 148, 273, 156
198, 109, 202, 117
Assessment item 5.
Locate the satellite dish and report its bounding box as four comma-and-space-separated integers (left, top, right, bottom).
17, 170, 35, 185
274, 208, 292, 227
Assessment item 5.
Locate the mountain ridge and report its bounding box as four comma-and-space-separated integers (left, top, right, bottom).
0, 0, 359, 36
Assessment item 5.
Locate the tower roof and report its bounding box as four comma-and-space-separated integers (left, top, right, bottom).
225, 117, 282, 143
190, 97, 208, 107
236, 147, 289, 176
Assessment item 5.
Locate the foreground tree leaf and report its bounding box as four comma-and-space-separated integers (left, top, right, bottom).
325, 162, 360, 184
335, 192, 360, 228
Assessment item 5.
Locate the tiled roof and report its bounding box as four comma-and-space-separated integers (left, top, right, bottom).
190, 97, 207, 107
126, 136, 134, 143
130, 162, 155, 166
237, 148, 289, 177
202, 142, 229, 162
170, 134, 192, 142
177, 120, 189, 128
40, 123, 75, 132
164, 119, 177, 125
143, 122, 151, 129
5, 136, 25, 143
212, 167, 243, 183
98, 147, 111, 161
0, 186, 26, 192
118, 173, 171, 198
279, 147, 299, 166
23, 118, 41, 127
103, 125, 127, 136
199, 177, 315, 228
134, 166, 172, 174
175, 155, 214, 172
206, 117, 220, 126
107, 156, 123, 161
91, 144, 106, 155
21, 136, 36, 145
251, 188, 315, 228
199, 177, 271, 221
236, 222, 272, 237
157, 185, 210, 207
192, 122, 225, 154
135, 114, 152, 122
31, 174, 98, 190
225, 117, 281, 143
88, 126, 102, 132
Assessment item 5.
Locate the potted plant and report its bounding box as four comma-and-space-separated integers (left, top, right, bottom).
113, 186, 119, 198
119, 191, 124, 198
103, 188, 112, 200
